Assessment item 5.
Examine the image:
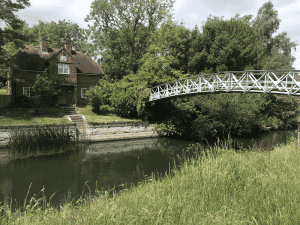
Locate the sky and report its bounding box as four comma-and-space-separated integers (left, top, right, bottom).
4, 0, 300, 69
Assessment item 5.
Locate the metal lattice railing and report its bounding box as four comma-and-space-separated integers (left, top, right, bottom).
149, 70, 300, 101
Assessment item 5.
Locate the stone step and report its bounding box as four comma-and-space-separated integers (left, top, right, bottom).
61, 107, 79, 115
67, 113, 89, 140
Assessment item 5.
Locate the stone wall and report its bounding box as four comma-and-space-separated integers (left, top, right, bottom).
86, 121, 164, 141
0, 121, 165, 148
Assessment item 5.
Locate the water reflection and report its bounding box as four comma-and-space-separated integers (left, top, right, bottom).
0, 129, 297, 210
0, 138, 197, 209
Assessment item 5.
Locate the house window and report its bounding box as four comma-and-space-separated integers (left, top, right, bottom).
23, 87, 30, 97
60, 56, 67, 61
81, 88, 87, 98
58, 64, 69, 74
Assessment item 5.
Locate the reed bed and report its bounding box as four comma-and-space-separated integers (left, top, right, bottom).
5, 125, 79, 159
1, 137, 300, 224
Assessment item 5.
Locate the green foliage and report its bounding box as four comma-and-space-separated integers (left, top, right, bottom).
85, 79, 115, 113
31, 74, 59, 110
110, 83, 149, 118
259, 95, 300, 129
149, 93, 300, 141
15, 95, 35, 108
262, 31, 298, 70
3, 20, 89, 56
251, 1, 298, 69
7, 125, 78, 159
0, 0, 31, 85
0, 0, 30, 60
136, 19, 190, 87
189, 15, 266, 73
86, 78, 150, 118
85, 0, 175, 80
251, 1, 281, 53
87, 0, 298, 138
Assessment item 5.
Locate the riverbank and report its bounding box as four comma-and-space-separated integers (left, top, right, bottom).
0, 122, 165, 149
2, 140, 300, 224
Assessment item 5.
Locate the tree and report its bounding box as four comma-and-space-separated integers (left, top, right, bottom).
188, 15, 266, 73
0, 0, 30, 86
251, 1, 298, 69
262, 31, 298, 70
3, 20, 90, 57
31, 73, 59, 113
135, 19, 190, 87
251, 1, 281, 55
85, 0, 175, 81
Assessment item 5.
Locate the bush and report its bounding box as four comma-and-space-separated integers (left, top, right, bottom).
15, 96, 35, 108
86, 79, 149, 118
85, 80, 115, 113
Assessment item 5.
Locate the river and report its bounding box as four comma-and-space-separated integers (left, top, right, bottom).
0, 129, 297, 210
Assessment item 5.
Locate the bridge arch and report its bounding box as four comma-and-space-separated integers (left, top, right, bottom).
149, 70, 300, 102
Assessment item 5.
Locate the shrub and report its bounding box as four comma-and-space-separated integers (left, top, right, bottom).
15, 96, 35, 108
85, 80, 115, 113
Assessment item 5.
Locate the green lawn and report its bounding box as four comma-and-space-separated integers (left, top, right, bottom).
78, 105, 141, 123
0, 105, 141, 126
0, 86, 7, 95
2, 141, 300, 224
0, 107, 71, 126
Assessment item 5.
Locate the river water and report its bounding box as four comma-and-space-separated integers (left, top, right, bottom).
0, 129, 297, 210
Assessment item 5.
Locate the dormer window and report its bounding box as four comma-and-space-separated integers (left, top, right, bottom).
60, 56, 67, 61
58, 64, 69, 74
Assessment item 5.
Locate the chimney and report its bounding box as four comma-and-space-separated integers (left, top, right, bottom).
64, 39, 72, 51
39, 36, 48, 54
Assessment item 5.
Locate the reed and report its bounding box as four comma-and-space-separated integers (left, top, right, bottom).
6, 125, 79, 159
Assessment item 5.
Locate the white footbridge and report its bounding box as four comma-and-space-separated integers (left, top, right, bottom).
149, 70, 300, 101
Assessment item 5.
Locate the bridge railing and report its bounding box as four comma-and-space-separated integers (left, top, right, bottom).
149, 70, 300, 101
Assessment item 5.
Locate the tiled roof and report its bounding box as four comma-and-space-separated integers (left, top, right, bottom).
73, 51, 104, 74
17, 45, 104, 74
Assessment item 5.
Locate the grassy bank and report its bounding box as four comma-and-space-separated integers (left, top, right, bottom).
0, 107, 71, 126
77, 105, 141, 123
0, 105, 141, 126
1, 139, 300, 224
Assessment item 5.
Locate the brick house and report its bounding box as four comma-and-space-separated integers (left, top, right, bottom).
7, 36, 104, 106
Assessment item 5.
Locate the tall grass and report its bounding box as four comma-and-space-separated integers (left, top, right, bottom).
2, 137, 300, 224
6, 125, 79, 159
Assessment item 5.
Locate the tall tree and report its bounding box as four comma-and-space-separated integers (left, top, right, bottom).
85, 0, 175, 81
0, 0, 30, 85
251, 1, 298, 69
251, 1, 281, 55
262, 31, 298, 70
3, 20, 90, 57
134, 19, 190, 87
188, 15, 266, 73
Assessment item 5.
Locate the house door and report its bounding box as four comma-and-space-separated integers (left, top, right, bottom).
65, 86, 74, 106
58, 86, 74, 106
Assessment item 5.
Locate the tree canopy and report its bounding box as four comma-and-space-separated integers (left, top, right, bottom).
3, 20, 90, 57
85, 0, 175, 81
0, 0, 30, 85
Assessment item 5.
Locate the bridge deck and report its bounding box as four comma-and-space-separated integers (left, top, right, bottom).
150, 70, 300, 101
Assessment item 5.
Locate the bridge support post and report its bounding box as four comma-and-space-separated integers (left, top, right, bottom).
298, 120, 300, 146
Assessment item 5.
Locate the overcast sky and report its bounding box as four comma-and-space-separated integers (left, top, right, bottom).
6, 0, 300, 69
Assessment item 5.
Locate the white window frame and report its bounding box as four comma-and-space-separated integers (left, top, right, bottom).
23, 87, 30, 97
81, 88, 87, 98
58, 63, 69, 74
60, 55, 67, 61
